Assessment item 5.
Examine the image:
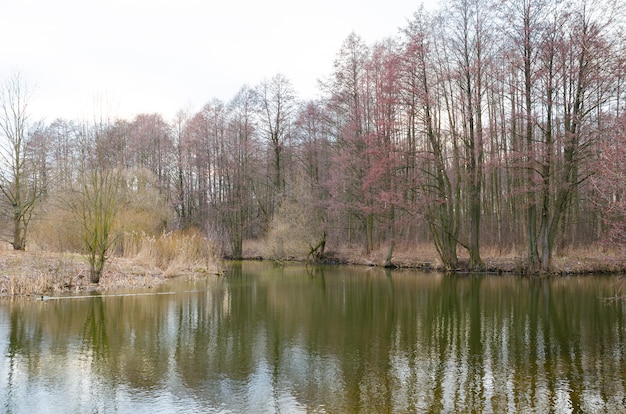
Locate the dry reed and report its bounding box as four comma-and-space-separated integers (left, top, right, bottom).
0, 250, 171, 296
120, 229, 220, 277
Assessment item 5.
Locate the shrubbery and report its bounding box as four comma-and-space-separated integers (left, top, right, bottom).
29, 168, 219, 279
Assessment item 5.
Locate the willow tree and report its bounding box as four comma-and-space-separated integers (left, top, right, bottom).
80, 166, 121, 283
66, 123, 122, 284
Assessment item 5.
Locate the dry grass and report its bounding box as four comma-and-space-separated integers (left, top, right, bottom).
97, 257, 166, 289
0, 227, 222, 297
548, 245, 626, 274
0, 249, 166, 296
121, 229, 221, 277
242, 237, 626, 274
323, 243, 437, 268
242, 239, 268, 259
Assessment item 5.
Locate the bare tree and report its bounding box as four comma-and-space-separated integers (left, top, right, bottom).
324, 33, 374, 251
222, 86, 259, 258
66, 122, 122, 283
255, 73, 296, 214
0, 73, 42, 250
401, 9, 462, 269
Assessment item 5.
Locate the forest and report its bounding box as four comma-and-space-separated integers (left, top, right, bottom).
1, 0, 625, 279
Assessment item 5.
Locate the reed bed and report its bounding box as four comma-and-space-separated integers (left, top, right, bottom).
120, 229, 220, 277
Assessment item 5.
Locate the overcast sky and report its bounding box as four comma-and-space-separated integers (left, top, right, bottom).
1, 0, 438, 122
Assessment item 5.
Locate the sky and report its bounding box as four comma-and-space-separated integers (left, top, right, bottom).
1, 0, 439, 122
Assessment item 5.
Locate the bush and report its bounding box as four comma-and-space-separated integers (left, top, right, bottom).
264, 179, 326, 261
30, 167, 174, 254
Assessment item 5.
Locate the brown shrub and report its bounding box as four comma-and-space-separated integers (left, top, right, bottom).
30, 167, 175, 255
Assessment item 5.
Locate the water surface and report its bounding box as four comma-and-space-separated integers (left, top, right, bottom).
0, 262, 624, 412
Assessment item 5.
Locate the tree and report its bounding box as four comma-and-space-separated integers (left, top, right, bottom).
221, 86, 259, 258
446, 0, 494, 269
497, 0, 548, 268
115, 166, 173, 237
589, 114, 626, 249
293, 101, 333, 259
171, 110, 194, 229
127, 113, 173, 193
66, 122, 122, 283
75, 166, 121, 284
401, 9, 462, 269
44, 118, 82, 188
265, 172, 327, 261
535, 0, 617, 270
255, 73, 296, 217
0, 73, 42, 250
362, 39, 405, 263
184, 102, 224, 228
324, 33, 374, 251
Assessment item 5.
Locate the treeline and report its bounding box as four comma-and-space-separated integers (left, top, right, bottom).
1, 0, 625, 272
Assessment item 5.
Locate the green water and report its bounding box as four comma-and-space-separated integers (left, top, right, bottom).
1, 262, 624, 413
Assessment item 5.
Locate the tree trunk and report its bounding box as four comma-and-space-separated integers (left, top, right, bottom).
527, 200, 539, 271
12, 217, 26, 251
383, 240, 395, 268
90, 268, 101, 284
469, 194, 482, 269
89, 251, 105, 284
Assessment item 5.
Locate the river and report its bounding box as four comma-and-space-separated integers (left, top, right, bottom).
0, 262, 624, 412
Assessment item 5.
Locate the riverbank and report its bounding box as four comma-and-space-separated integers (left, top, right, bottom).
339, 245, 626, 275
1, 242, 624, 297
0, 230, 223, 297
0, 250, 169, 296
0, 249, 222, 297
243, 240, 626, 275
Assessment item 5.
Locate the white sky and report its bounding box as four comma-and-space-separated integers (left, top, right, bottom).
1, 0, 439, 122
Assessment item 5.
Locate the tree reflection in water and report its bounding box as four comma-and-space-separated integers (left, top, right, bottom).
0, 263, 624, 412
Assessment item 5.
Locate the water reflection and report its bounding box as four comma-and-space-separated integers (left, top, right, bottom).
0, 263, 624, 412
